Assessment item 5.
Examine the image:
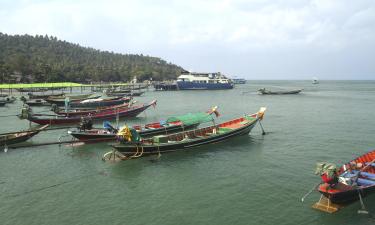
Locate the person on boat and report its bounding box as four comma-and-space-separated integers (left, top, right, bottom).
79, 115, 93, 131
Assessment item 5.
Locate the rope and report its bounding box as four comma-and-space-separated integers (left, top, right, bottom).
132, 145, 144, 158
0, 114, 20, 118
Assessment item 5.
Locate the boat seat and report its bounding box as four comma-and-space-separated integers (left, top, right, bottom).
359, 172, 375, 180
365, 163, 375, 167
357, 178, 375, 186
340, 171, 358, 178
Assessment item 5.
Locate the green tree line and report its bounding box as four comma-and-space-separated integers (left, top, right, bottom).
0, 33, 184, 83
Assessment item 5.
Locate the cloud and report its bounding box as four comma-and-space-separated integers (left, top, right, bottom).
0, 0, 374, 78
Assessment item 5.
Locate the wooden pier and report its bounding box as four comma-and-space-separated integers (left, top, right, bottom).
0, 82, 150, 94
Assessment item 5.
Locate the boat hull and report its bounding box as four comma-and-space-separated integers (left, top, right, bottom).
46, 97, 130, 108
112, 118, 258, 155
0, 125, 48, 146
259, 89, 302, 95
177, 81, 234, 90
27, 101, 155, 125
319, 186, 375, 204
317, 149, 375, 204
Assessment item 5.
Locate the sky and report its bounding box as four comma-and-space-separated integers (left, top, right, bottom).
0, 0, 374, 80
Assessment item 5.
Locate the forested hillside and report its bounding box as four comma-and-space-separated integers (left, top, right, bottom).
0, 33, 184, 83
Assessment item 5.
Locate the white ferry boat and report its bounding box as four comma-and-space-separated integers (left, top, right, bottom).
176, 72, 233, 90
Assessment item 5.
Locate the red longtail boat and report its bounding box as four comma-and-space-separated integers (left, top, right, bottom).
316, 149, 375, 205
22, 100, 157, 125
53, 103, 130, 117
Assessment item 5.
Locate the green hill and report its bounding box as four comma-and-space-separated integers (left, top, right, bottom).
0, 33, 184, 83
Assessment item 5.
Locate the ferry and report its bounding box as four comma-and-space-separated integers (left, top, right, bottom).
176, 72, 234, 90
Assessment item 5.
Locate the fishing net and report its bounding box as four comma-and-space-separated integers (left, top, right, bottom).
166, 112, 215, 126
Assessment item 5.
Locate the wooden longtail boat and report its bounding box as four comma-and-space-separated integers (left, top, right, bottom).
258, 88, 302, 95
45, 94, 100, 104
22, 100, 157, 125
316, 150, 375, 204
106, 92, 145, 97
68, 109, 218, 143
24, 99, 51, 106
0, 125, 49, 147
103, 107, 266, 161
53, 103, 130, 117
28, 92, 65, 99
48, 97, 131, 108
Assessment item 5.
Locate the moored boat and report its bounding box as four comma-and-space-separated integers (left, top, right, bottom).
21, 100, 157, 125
45, 94, 101, 105
24, 99, 51, 106
0, 125, 49, 148
315, 149, 375, 205
68, 108, 219, 143
258, 88, 302, 95
52, 102, 130, 117
48, 96, 131, 108
28, 92, 65, 99
103, 107, 266, 161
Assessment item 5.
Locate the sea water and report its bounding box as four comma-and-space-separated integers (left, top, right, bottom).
1, 80, 375, 225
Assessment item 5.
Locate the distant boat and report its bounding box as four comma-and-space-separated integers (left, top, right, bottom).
232, 78, 246, 84
258, 88, 302, 95
176, 72, 234, 90
312, 78, 319, 84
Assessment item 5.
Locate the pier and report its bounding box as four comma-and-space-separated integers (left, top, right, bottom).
0, 82, 150, 94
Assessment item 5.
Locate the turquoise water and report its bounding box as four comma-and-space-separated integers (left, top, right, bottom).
1, 81, 375, 225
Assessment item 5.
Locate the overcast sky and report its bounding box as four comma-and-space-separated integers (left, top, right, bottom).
1, 0, 374, 79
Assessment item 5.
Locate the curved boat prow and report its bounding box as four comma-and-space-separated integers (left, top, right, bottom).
257, 107, 267, 120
